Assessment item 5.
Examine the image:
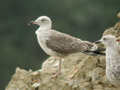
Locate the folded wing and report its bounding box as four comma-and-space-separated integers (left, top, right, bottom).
46, 30, 94, 55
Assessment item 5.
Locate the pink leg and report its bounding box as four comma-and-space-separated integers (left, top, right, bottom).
52, 58, 62, 78
68, 66, 79, 79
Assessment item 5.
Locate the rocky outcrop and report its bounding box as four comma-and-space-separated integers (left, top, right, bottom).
5, 18, 120, 90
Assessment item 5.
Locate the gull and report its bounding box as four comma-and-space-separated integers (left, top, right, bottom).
31, 16, 104, 77
95, 35, 120, 86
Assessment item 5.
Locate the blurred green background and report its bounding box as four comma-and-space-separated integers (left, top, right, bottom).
0, 0, 120, 89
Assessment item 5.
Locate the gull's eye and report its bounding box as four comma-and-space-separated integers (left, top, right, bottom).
103, 37, 107, 40
41, 18, 47, 22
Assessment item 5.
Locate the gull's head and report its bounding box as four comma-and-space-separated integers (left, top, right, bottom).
95, 35, 116, 47
32, 16, 52, 29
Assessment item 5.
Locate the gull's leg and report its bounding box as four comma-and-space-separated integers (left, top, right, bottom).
68, 66, 79, 79
52, 58, 62, 78
58, 58, 62, 75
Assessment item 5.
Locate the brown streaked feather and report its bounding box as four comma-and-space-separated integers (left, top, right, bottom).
46, 30, 94, 55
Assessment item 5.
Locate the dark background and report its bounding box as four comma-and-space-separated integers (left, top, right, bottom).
0, 0, 120, 89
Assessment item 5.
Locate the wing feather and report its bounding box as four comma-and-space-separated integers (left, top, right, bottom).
46, 30, 94, 54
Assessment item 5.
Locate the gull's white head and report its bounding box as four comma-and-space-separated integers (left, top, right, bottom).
32, 16, 52, 29
96, 35, 116, 47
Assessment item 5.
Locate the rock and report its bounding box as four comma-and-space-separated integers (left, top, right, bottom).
5, 14, 120, 90
5, 53, 120, 90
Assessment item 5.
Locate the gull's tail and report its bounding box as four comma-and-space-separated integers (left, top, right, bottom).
83, 44, 106, 56
83, 48, 105, 56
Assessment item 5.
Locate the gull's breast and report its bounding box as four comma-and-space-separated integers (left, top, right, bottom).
106, 48, 120, 85
36, 30, 58, 56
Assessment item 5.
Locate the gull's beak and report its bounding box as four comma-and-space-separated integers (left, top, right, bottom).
31, 21, 38, 25
94, 40, 102, 44
28, 21, 38, 26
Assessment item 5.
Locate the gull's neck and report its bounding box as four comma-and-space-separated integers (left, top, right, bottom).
105, 40, 117, 48
107, 42, 118, 50
106, 42, 120, 59
35, 24, 52, 34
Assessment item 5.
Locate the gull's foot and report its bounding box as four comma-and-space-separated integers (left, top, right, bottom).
68, 66, 79, 79
51, 72, 61, 79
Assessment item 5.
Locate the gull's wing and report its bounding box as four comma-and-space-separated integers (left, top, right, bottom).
46, 30, 95, 55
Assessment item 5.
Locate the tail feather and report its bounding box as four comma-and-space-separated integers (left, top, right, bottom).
83, 47, 106, 56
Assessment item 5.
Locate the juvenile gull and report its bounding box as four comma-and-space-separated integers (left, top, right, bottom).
95, 35, 120, 86
31, 16, 103, 77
